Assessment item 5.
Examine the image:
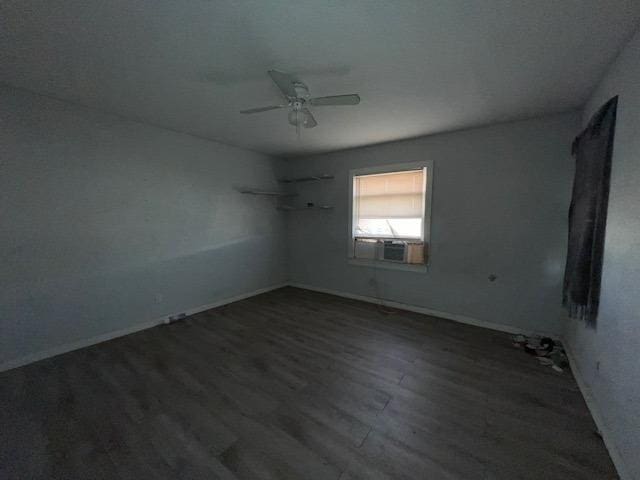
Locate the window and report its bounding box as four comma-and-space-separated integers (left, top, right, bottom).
353, 169, 425, 239
348, 161, 432, 268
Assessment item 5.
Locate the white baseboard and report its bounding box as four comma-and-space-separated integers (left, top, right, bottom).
288, 282, 558, 339
0, 283, 287, 373
0, 280, 557, 370
4, 279, 622, 477
563, 342, 629, 480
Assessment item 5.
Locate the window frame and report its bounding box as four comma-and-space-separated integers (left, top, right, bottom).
347, 160, 433, 268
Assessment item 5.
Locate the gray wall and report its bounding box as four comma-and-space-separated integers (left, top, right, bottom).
0, 85, 286, 368
564, 29, 640, 480
285, 112, 579, 335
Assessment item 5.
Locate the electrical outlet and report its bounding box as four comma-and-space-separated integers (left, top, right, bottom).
164, 313, 187, 325
155, 293, 163, 303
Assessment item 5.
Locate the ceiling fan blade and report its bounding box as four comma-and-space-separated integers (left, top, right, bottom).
239, 105, 285, 114
309, 94, 360, 106
268, 70, 298, 99
302, 108, 317, 128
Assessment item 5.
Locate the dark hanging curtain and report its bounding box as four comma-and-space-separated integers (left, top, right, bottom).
563, 96, 618, 324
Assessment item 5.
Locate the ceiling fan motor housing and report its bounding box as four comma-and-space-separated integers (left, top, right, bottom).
293, 82, 310, 99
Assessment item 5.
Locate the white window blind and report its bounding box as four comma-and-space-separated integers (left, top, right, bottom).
353, 169, 425, 239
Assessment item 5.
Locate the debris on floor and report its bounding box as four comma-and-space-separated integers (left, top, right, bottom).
512, 335, 569, 373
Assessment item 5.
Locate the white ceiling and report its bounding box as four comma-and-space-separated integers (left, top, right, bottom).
2, 1, 639, 157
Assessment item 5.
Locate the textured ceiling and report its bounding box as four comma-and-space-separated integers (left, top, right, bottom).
1, 0, 639, 157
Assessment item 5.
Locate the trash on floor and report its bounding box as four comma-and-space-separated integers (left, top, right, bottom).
511, 334, 569, 373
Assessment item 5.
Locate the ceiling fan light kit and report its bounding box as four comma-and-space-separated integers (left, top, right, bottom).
240, 70, 360, 132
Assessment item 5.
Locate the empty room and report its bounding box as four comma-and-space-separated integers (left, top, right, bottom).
2, 1, 640, 479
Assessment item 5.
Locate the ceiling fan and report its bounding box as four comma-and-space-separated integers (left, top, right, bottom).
240, 70, 360, 130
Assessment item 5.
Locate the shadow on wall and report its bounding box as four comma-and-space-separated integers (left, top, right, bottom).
0, 234, 285, 365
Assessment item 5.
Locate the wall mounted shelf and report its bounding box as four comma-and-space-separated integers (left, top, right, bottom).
278, 174, 334, 183
239, 189, 297, 197
278, 205, 334, 211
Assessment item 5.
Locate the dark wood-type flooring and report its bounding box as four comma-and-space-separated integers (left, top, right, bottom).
0, 287, 617, 479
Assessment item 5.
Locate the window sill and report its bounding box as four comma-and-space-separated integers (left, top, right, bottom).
348, 258, 428, 273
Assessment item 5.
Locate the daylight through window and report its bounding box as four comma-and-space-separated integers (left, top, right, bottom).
352, 169, 426, 239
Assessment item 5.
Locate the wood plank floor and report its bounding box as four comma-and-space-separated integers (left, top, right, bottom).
0, 287, 617, 479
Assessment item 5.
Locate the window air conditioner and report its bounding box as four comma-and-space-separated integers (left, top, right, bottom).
354, 239, 426, 265
381, 240, 406, 262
